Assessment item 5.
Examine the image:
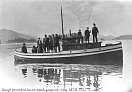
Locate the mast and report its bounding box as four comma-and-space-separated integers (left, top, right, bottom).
61, 6, 64, 38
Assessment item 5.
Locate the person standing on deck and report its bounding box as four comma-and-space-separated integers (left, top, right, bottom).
46, 36, 50, 53
54, 34, 60, 52
43, 35, 46, 53
37, 38, 43, 53
49, 35, 53, 53
43, 35, 49, 53
92, 23, 99, 43
52, 34, 55, 52
78, 29, 83, 43
85, 27, 91, 43
21, 43, 27, 53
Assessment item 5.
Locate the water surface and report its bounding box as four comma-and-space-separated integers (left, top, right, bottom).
0, 43, 124, 92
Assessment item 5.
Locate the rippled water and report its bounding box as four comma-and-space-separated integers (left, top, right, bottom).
0, 43, 125, 92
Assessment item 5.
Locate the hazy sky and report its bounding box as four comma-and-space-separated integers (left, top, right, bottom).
0, 0, 132, 37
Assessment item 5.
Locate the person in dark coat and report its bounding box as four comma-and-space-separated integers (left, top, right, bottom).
54, 34, 60, 52
37, 38, 43, 53
77, 29, 83, 43
43, 35, 47, 53
52, 34, 55, 52
85, 27, 91, 43
21, 43, 27, 53
32, 45, 37, 53
46, 36, 50, 53
49, 35, 53, 53
92, 23, 99, 43
78, 29, 82, 37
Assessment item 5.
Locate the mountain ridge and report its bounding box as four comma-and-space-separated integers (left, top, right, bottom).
0, 29, 36, 43
1, 29, 131, 43
113, 35, 132, 40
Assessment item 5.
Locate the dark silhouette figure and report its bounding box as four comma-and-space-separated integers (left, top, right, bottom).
78, 29, 83, 43
52, 34, 55, 52
37, 38, 43, 53
92, 23, 99, 43
49, 35, 53, 53
85, 27, 91, 43
69, 30, 72, 37
46, 36, 50, 53
54, 34, 60, 52
78, 29, 82, 37
32, 45, 37, 53
43, 35, 48, 53
21, 43, 27, 53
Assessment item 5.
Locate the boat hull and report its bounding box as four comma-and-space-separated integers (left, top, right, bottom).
14, 45, 123, 65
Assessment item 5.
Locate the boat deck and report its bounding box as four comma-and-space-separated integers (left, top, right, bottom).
14, 41, 123, 65
15, 42, 122, 56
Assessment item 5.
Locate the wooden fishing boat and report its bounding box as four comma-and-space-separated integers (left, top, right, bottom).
14, 40, 123, 65
14, 7, 123, 65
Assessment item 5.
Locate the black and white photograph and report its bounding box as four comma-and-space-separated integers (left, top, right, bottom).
0, 0, 132, 92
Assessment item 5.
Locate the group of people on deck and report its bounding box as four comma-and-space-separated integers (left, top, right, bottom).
21, 23, 99, 53
77, 23, 99, 43
34, 34, 61, 53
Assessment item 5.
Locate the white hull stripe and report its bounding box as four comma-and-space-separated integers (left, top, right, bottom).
15, 44, 122, 56
15, 47, 122, 59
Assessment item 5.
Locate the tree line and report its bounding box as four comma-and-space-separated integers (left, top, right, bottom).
6, 38, 37, 43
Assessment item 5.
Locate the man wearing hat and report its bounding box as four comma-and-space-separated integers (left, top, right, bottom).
92, 23, 99, 42
85, 27, 91, 43
54, 34, 60, 52
77, 29, 83, 43
43, 35, 48, 53
21, 43, 27, 53
37, 38, 43, 53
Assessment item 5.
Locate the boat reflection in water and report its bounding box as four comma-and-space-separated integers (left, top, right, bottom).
15, 62, 122, 92
22, 67, 102, 90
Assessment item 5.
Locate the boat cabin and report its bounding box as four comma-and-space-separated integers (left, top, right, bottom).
62, 37, 101, 51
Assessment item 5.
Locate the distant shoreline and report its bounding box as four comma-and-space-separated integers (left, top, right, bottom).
0, 42, 36, 45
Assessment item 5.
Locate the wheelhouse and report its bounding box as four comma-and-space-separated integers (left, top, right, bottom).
62, 36, 101, 51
